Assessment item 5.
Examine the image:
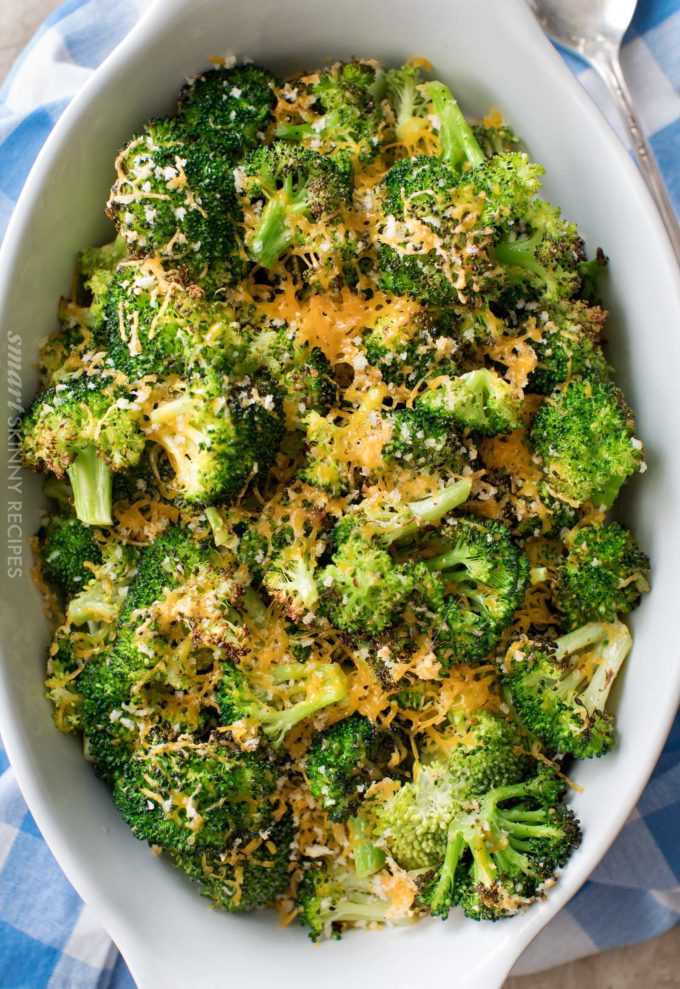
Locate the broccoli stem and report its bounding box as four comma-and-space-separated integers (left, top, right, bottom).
326, 897, 392, 926
492, 233, 556, 295
275, 121, 315, 141
383, 478, 472, 545
251, 177, 309, 267
351, 818, 386, 878
579, 621, 631, 717
555, 621, 610, 660
252, 199, 292, 267
422, 543, 489, 580
468, 830, 497, 887
425, 82, 485, 171
66, 445, 112, 526
205, 507, 233, 548
428, 824, 465, 914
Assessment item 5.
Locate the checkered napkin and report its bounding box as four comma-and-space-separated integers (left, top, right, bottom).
0, 1, 678, 984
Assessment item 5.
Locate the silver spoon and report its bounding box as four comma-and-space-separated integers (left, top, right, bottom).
528, 0, 680, 260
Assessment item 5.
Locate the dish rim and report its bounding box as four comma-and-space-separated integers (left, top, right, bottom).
1, 1, 679, 985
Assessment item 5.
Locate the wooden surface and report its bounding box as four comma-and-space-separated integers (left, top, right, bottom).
1, 1, 679, 986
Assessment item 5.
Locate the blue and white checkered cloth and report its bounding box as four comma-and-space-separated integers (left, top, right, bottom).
0, 1, 678, 984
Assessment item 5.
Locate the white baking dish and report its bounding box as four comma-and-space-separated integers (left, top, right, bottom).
1, 1, 679, 986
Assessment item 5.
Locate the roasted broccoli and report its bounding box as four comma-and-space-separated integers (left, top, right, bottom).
555, 523, 650, 630
112, 739, 277, 852
503, 620, 633, 757
20, 375, 145, 525
334, 477, 472, 547
178, 812, 294, 912
492, 199, 586, 305
362, 309, 458, 388
368, 709, 532, 875
80, 526, 241, 778
417, 369, 521, 436
177, 63, 278, 153
275, 59, 385, 164
297, 863, 396, 941
237, 142, 350, 269
217, 660, 348, 746
144, 370, 284, 506
526, 301, 610, 394
415, 515, 529, 665
531, 377, 644, 508
103, 262, 250, 379
246, 323, 337, 428
39, 516, 103, 596
422, 769, 580, 921
106, 118, 243, 289
306, 713, 402, 822
28, 55, 647, 939
384, 62, 430, 151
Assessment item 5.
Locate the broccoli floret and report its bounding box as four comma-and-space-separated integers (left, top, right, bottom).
77, 235, 128, 328
80, 527, 241, 778
527, 301, 610, 394
262, 539, 320, 620
384, 406, 474, 472
372, 759, 458, 869
480, 464, 581, 539
446, 709, 533, 796
65, 537, 139, 629
217, 660, 348, 746
246, 325, 337, 429
177, 64, 278, 153
472, 118, 523, 157
318, 531, 417, 636
297, 863, 395, 941
145, 370, 284, 507
178, 812, 294, 912
39, 516, 103, 596
422, 769, 580, 920
297, 411, 352, 495
237, 142, 350, 269
37, 308, 94, 388
556, 523, 650, 630
335, 477, 472, 549
530, 377, 644, 508
40, 236, 131, 367
376, 155, 491, 306
467, 152, 544, 228
306, 714, 401, 822
384, 62, 430, 151
362, 310, 458, 389
368, 710, 531, 874
503, 620, 633, 757
103, 263, 250, 379
20, 376, 145, 526
112, 740, 277, 853
379, 155, 458, 222
275, 59, 385, 164
44, 628, 94, 733
106, 118, 243, 290
416, 515, 528, 666
417, 369, 521, 436
237, 521, 294, 583
492, 199, 586, 304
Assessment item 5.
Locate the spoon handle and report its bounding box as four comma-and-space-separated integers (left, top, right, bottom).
590, 50, 680, 262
